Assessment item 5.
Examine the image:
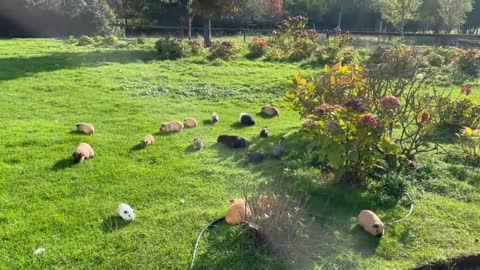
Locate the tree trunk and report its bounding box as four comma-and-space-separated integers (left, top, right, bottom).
337, 3, 343, 30
203, 18, 212, 47
188, 16, 192, 40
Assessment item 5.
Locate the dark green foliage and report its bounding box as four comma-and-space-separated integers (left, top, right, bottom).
155, 38, 196, 59
78, 35, 95, 46
457, 50, 480, 77
368, 173, 411, 207
209, 40, 240, 60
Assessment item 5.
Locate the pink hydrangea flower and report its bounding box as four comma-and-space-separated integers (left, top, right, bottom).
380, 95, 400, 117
359, 113, 382, 130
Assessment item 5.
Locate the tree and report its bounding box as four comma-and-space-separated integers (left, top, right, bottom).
417, 0, 442, 32
328, 0, 357, 29
191, 0, 246, 47
284, 0, 329, 27
374, 0, 421, 38
464, 0, 480, 33
438, 0, 473, 33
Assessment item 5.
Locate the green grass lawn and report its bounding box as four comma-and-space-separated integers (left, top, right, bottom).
0, 38, 479, 270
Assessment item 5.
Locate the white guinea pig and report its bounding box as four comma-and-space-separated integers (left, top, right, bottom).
117, 203, 135, 221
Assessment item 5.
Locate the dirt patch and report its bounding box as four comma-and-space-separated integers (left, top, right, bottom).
412, 254, 480, 270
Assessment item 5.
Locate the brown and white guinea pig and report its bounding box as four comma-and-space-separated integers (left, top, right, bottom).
184, 117, 198, 128
239, 113, 256, 126
357, 210, 385, 238
261, 105, 280, 117
217, 135, 250, 148
226, 198, 252, 225
141, 134, 154, 147
211, 112, 219, 125
72, 143, 94, 163
160, 121, 184, 133
193, 137, 204, 150
76, 123, 95, 135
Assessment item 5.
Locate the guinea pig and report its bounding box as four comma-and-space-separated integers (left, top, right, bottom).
76, 123, 95, 135
260, 127, 268, 138
261, 105, 280, 117
357, 210, 385, 238
211, 112, 219, 124
184, 117, 198, 128
226, 198, 252, 225
117, 203, 135, 221
217, 135, 250, 149
160, 121, 184, 133
72, 143, 94, 163
246, 152, 265, 163
239, 113, 256, 126
141, 134, 154, 147
193, 137, 204, 150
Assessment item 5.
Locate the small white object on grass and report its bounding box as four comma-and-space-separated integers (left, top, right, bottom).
180, 199, 185, 204
33, 247, 46, 256
117, 203, 135, 221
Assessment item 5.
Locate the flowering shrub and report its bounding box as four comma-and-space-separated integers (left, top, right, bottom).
248, 36, 268, 58
368, 45, 420, 79
188, 40, 204, 55
286, 62, 455, 185
209, 40, 240, 60
265, 48, 286, 61
289, 30, 319, 61
286, 64, 402, 184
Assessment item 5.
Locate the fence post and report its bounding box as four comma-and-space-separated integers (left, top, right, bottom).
243, 30, 246, 43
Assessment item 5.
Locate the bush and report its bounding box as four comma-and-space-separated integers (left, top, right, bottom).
439, 86, 480, 129
289, 30, 319, 61
265, 48, 286, 61
456, 50, 480, 77
155, 38, 193, 59
456, 127, 480, 164
316, 37, 344, 65
102, 35, 119, 46
248, 36, 268, 58
78, 35, 95, 46
209, 40, 240, 60
188, 40, 204, 55
286, 60, 453, 185
368, 45, 420, 78
66, 36, 77, 45
427, 52, 444, 67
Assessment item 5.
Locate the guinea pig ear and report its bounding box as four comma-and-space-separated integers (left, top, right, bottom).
372, 223, 380, 229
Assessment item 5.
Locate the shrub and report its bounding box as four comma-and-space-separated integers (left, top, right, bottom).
209, 40, 240, 60
66, 36, 77, 45
102, 35, 120, 46
316, 37, 344, 65
456, 127, 480, 164
439, 85, 480, 129
456, 50, 480, 77
248, 36, 268, 58
188, 40, 204, 55
245, 193, 313, 263
78, 35, 95, 46
286, 61, 453, 185
265, 48, 286, 61
368, 45, 420, 79
427, 52, 444, 67
93, 35, 104, 43
289, 30, 319, 61
155, 38, 192, 59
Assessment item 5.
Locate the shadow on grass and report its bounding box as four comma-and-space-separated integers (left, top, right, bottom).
130, 143, 145, 151
202, 119, 214, 126
51, 157, 75, 171
101, 215, 131, 233
426, 124, 459, 145
255, 112, 275, 120
0, 49, 160, 81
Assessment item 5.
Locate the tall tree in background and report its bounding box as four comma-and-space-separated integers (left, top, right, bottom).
284, 0, 329, 27
328, 0, 356, 29
438, 0, 472, 33
374, 0, 421, 38
417, 0, 441, 32
191, 0, 246, 47
464, 0, 480, 33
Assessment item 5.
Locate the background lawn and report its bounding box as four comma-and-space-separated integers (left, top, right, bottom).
0, 38, 479, 270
